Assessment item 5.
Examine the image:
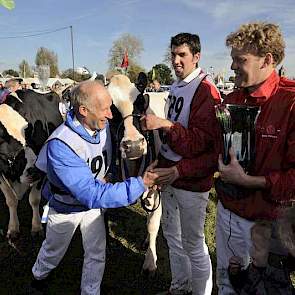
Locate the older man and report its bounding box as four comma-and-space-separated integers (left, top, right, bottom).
31, 81, 158, 295
216, 22, 295, 294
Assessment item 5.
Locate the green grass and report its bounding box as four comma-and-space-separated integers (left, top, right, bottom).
103, 190, 219, 294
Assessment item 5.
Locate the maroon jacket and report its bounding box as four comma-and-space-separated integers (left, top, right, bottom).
158, 77, 221, 192
217, 71, 295, 220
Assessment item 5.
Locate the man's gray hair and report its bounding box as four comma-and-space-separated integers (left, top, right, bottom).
70, 81, 96, 111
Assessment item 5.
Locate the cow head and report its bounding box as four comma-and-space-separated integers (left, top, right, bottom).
0, 104, 37, 184
0, 122, 30, 183
108, 74, 148, 160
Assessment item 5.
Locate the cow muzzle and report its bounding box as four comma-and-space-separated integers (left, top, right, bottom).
120, 137, 147, 160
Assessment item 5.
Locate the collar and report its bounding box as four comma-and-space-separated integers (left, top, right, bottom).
65, 110, 101, 143
73, 116, 96, 137
176, 67, 202, 87
245, 70, 279, 104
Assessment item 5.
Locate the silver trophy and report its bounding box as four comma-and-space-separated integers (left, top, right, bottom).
37, 65, 50, 92
215, 104, 260, 172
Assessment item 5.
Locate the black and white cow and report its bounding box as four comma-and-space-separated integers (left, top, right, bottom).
0, 89, 63, 247
107, 74, 167, 274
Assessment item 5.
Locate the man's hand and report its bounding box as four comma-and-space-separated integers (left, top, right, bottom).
218, 148, 267, 189
218, 148, 247, 186
228, 256, 244, 275
26, 166, 45, 184
102, 173, 114, 183
152, 166, 179, 186
141, 114, 173, 131
142, 160, 159, 188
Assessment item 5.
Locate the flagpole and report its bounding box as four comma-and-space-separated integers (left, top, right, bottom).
70, 25, 75, 81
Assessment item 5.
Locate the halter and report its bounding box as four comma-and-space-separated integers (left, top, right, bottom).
116, 113, 161, 213
115, 114, 142, 146
140, 187, 161, 213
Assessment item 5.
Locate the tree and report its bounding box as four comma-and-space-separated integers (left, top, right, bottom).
163, 46, 172, 67
148, 64, 173, 85
0, 0, 15, 10
2, 69, 19, 77
108, 33, 143, 71
35, 47, 59, 77
19, 60, 32, 78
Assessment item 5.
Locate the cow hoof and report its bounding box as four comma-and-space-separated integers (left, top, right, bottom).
7, 232, 28, 256
6, 231, 20, 244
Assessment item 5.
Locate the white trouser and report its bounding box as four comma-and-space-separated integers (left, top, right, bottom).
161, 186, 212, 295
32, 208, 106, 295
216, 201, 254, 295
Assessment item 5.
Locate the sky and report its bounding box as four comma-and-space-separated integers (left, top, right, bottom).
1, 0, 295, 79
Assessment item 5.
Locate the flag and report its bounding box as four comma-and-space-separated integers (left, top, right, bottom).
121, 50, 129, 68
152, 67, 156, 80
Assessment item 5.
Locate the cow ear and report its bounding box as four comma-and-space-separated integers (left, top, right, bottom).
135, 72, 147, 93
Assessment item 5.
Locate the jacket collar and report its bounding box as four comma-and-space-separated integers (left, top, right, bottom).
244, 70, 279, 105
176, 67, 202, 87
65, 110, 103, 144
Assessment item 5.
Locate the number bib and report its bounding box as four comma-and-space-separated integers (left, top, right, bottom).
160, 68, 206, 161
37, 122, 111, 180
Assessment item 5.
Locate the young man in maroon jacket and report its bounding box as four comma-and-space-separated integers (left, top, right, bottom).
216, 22, 295, 294
143, 33, 221, 295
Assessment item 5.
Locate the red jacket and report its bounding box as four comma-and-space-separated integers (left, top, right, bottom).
217, 71, 295, 220
158, 77, 221, 192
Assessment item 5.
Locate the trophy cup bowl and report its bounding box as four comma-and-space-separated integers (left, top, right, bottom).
215, 104, 261, 172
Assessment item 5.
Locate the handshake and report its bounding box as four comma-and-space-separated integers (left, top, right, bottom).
142, 160, 180, 189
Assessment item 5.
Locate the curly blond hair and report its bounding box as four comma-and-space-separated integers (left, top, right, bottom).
226, 22, 285, 65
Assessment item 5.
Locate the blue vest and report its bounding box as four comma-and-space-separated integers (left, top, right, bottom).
36, 122, 112, 211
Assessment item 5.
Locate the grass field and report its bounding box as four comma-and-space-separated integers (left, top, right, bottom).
0, 190, 293, 295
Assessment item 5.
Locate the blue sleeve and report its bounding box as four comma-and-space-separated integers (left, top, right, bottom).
47, 139, 146, 208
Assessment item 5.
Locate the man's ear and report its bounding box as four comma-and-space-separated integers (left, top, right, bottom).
79, 105, 88, 117
262, 53, 274, 68
193, 52, 201, 66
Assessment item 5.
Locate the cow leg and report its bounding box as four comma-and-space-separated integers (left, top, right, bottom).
0, 176, 20, 241
29, 183, 43, 237
142, 192, 162, 275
